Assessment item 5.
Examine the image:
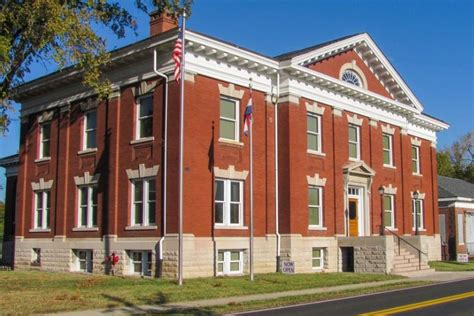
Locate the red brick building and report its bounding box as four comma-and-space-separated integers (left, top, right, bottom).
0, 13, 448, 277
438, 176, 474, 260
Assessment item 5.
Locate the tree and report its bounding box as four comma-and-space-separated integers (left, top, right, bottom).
0, 0, 192, 134
437, 132, 474, 183
437, 150, 455, 178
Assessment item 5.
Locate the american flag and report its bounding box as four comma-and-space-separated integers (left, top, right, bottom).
173, 30, 183, 83
243, 94, 253, 136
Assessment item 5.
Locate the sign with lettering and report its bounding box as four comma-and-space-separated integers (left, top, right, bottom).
281, 260, 295, 274
457, 253, 469, 263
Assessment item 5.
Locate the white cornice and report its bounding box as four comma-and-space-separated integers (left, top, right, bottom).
285, 65, 418, 116
186, 31, 278, 70
15, 31, 179, 100
281, 65, 447, 135
288, 33, 424, 112
15, 29, 447, 139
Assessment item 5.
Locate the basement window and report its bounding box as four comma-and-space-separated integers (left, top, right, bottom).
74, 249, 93, 273
31, 248, 41, 266
312, 248, 325, 270
217, 250, 243, 275
128, 250, 152, 276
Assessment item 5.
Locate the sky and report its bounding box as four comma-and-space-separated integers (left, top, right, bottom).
0, 0, 473, 200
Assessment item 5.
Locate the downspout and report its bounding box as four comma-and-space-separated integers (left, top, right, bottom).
153, 49, 168, 276
273, 72, 281, 271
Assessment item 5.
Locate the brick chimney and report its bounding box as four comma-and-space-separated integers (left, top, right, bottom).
150, 10, 178, 36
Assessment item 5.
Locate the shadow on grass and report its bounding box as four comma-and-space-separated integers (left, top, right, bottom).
102, 293, 149, 312
102, 293, 215, 315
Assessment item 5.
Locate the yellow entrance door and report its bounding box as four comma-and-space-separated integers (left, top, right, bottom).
349, 198, 358, 236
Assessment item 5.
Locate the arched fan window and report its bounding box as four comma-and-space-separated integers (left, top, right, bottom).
341, 70, 362, 87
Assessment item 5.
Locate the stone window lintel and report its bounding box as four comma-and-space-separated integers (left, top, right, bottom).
213, 165, 248, 180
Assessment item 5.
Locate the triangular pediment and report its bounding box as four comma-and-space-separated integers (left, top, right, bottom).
279, 33, 423, 111
343, 161, 376, 177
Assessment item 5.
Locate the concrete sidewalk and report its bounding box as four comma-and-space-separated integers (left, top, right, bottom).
52, 271, 474, 316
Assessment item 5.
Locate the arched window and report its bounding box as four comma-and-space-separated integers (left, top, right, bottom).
341, 70, 363, 87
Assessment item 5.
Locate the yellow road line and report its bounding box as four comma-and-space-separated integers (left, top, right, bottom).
359, 291, 474, 316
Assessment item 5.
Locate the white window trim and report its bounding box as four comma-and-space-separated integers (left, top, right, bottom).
457, 213, 464, 245
135, 94, 153, 140
217, 250, 243, 276
412, 199, 425, 230
307, 113, 322, 153
383, 194, 395, 229
312, 247, 324, 270
214, 179, 244, 227
82, 110, 97, 150
219, 96, 240, 142
128, 250, 152, 276
77, 185, 97, 228
412, 146, 421, 175
39, 123, 51, 159
348, 124, 360, 160
383, 133, 394, 167
34, 191, 50, 229
308, 186, 324, 229
131, 178, 156, 227
74, 249, 93, 273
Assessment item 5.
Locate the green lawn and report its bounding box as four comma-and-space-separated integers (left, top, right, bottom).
429, 260, 474, 271
0, 270, 404, 314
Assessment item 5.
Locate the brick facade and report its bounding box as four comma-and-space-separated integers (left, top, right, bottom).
1, 17, 447, 277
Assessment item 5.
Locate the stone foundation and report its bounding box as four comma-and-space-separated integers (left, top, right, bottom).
13, 234, 441, 277
280, 234, 338, 273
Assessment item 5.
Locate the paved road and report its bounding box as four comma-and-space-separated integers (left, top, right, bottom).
236, 278, 474, 316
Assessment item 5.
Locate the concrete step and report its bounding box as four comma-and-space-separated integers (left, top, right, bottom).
393, 265, 430, 272
395, 257, 427, 264
394, 261, 419, 268
393, 267, 436, 275
394, 251, 417, 258
393, 263, 432, 271
393, 255, 417, 263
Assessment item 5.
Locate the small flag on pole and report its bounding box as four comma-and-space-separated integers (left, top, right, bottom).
243, 95, 253, 136
173, 30, 183, 83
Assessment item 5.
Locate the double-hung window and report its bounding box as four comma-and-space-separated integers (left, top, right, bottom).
34, 191, 50, 229
308, 186, 323, 228
312, 248, 324, 269
383, 195, 395, 229
131, 179, 156, 226
412, 146, 420, 174
83, 110, 97, 150
217, 250, 243, 275
136, 95, 153, 139
75, 249, 93, 273
214, 179, 243, 226
39, 123, 51, 159
219, 97, 239, 141
78, 186, 98, 228
382, 134, 393, 166
129, 250, 152, 276
307, 114, 322, 153
348, 124, 360, 160
412, 199, 424, 230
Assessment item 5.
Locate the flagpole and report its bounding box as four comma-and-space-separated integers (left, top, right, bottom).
249, 79, 254, 281
178, 11, 186, 286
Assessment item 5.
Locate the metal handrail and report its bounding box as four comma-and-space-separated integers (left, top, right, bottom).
385, 228, 427, 270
